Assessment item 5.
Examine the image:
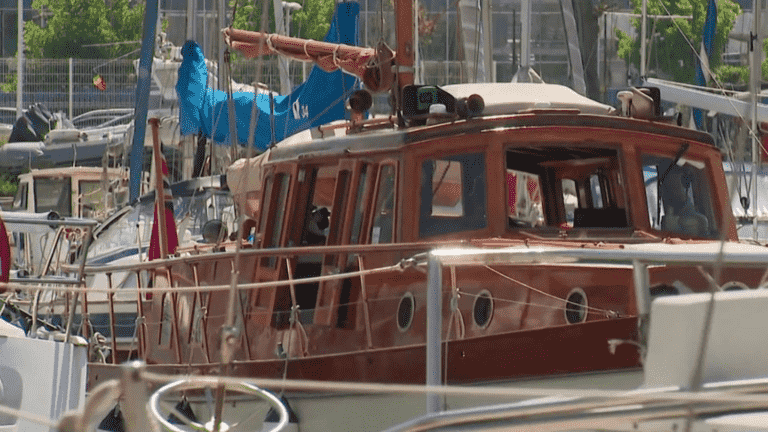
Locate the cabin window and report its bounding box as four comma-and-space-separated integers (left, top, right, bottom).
431, 160, 465, 217
34, 177, 72, 216
258, 173, 290, 267
589, 175, 604, 208
12, 183, 27, 211
508, 169, 544, 227
507, 147, 626, 230
643, 154, 717, 237
326, 170, 351, 245
301, 166, 337, 246
420, 153, 487, 237
269, 174, 290, 248
560, 179, 577, 226
79, 180, 107, 219
371, 164, 396, 244
349, 165, 369, 245
259, 173, 290, 251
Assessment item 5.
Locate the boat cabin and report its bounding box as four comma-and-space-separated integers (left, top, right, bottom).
12, 167, 128, 221
229, 83, 730, 248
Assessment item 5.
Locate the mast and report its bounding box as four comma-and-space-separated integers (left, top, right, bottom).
273, 0, 292, 94
186, 0, 197, 41
393, 0, 414, 105
16, 0, 23, 118
751, 1, 763, 239
482, 0, 492, 81
640, 0, 647, 80
129, 0, 159, 202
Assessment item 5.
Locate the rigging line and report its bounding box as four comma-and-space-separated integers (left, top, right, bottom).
473, 0, 482, 82
290, 84, 361, 132
655, 0, 764, 154
141, 370, 768, 404
379, 0, 384, 41
482, 265, 618, 317
91, 48, 142, 73
2, 260, 409, 295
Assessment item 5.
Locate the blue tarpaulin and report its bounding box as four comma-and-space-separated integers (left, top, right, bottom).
176, 1, 360, 150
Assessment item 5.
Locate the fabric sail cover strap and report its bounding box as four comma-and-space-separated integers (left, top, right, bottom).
176, 1, 361, 151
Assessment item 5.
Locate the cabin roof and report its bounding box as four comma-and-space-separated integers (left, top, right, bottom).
441, 83, 617, 116
19, 166, 126, 181
254, 82, 714, 167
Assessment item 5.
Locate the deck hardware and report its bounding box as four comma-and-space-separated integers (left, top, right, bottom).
564, 287, 588, 324
472, 290, 493, 329
397, 292, 415, 332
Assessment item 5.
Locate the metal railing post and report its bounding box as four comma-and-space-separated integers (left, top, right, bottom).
69, 57, 73, 119
426, 252, 443, 414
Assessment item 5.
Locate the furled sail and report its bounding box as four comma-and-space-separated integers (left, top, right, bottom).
176, 1, 362, 150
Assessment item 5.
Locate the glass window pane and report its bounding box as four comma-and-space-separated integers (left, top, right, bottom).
508, 169, 544, 227
79, 180, 106, 219
35, 178, 71, 216
349, 165, 368, 245
371, 165, 395, 244
643, 154, 716, 237
431, 160, 464, 217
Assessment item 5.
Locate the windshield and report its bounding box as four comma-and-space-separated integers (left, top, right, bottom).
643, 154, 717, 238
88, 187, 234, 261
34, 178, 71, 216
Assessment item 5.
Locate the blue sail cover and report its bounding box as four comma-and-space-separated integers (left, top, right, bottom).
176, 2, 360, 150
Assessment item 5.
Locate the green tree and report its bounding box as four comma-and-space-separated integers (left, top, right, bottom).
616, 0, 740, 84
230, 0, 334, 41
24, 0, 144, 59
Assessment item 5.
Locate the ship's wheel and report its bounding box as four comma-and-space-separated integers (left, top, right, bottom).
148, 377, 289, 432
0, 214, 10, 285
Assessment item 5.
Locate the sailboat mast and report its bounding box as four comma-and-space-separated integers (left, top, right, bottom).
129, 0, 159, 202
394, 0, 415, 94
640, 0, 646, 79
750, 1, 763, 239
16, 0, 23, 118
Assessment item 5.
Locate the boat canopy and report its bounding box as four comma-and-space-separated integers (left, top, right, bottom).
175, 1, 362, 150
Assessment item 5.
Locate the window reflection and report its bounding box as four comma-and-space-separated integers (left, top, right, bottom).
644, 154, 716, 237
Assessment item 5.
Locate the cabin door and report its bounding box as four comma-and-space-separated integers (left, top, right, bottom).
314, 159, 370, 326
252, 166, 295, 328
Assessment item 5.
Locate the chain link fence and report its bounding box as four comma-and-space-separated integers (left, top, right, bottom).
0, 56, 292, 126
0, 55, 523, 127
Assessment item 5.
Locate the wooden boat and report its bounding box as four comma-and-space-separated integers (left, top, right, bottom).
66, 246, 768, 432
88, 0, 764, 378
76, 0, 768, 429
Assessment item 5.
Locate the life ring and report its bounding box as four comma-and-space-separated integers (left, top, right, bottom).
0, 214, 9, 285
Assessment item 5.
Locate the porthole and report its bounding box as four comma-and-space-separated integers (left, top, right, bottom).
473, 290, 493, 329
721, 281, 749, 291
397, 292, 415, 332
564, 288, 588, 324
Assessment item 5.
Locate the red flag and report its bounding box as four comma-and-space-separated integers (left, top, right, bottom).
148, 152, 179, 261
93, 74, 106, 91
